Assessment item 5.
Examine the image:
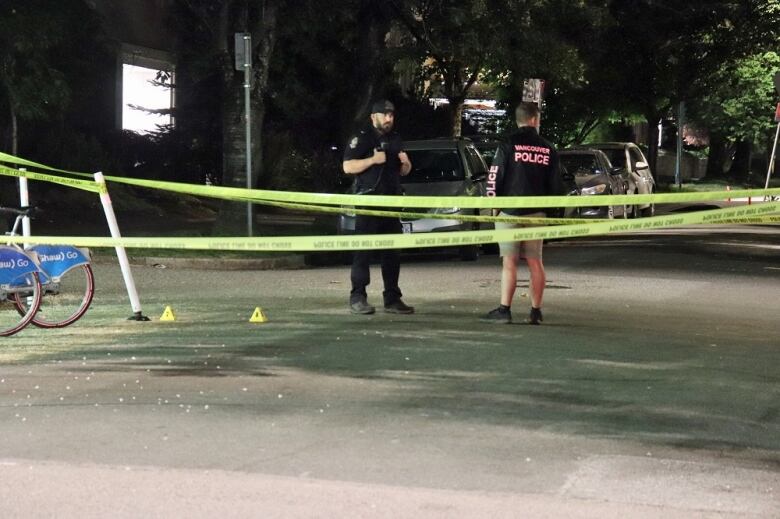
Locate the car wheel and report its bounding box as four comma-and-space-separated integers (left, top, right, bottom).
641, 203, 655, 218
459, 245, 480, 261
630, 193, 641, 218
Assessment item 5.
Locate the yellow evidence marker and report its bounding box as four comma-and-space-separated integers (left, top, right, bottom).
159, 306, 176, 321
249, 307, 268, 323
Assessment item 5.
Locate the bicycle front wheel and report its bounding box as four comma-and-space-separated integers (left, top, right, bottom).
16, 264, 95, 328
1, 273, 42, 336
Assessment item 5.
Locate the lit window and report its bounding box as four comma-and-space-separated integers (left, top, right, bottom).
122, 64, 173, 134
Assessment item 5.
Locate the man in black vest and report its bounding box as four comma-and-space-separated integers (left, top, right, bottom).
342, 100, 414, 315
482, 102, 564, 325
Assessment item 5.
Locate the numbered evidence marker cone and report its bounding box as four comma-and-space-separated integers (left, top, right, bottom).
249, 307, 268, 323
159, 305, 176, 321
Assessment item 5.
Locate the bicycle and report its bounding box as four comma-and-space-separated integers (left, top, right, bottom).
0, 206, 94, 336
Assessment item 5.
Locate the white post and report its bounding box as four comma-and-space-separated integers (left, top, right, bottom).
94, 172, 149, 321
675, 102, 685, 188
764, 122, 779, 192
18, 169, 31, 248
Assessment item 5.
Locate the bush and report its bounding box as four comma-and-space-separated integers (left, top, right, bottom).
262, 131, 347, 194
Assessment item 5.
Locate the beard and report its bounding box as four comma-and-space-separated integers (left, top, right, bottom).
372, 118, 393, 134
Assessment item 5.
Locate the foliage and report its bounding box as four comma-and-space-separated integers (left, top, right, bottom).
0, 0, 107, 153
480, 0, 612, 146
689, 52, 780, 146
391, 0, 518, 135
5, 0, 780, 213
0, 1, 70, 122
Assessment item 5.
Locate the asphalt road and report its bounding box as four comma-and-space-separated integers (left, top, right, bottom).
1, 225, 778, 518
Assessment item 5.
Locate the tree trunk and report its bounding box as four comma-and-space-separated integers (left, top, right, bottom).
346, 1, 390, 133
249, 1, 278, 189
10, 102, 17, 155
443, 66, 463, 137
215, 68, 247, 234
443, 61, 479, 138
728, 139, 752, 183
705, 133, 728, 179
0, 100, 17, 205
449, 99, 464, 137
644, 113, 660, 182
213, 0, 279, 236
213, 0, 247, 235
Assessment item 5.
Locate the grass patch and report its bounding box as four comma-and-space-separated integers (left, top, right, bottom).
658, 180, 755, 193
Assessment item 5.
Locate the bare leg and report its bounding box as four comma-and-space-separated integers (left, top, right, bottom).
526, 258, 545, 309
500, 254, 519, 306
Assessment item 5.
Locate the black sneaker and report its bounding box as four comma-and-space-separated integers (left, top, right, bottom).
528, 307, 543, 325
481, 306, 512, 324
350, 299, 376, 315
384, 300, 414, 314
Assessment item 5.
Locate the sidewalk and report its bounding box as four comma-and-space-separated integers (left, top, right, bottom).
1, 235, 778, 517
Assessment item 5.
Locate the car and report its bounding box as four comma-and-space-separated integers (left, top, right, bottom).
558, 148, 629, 219
338, 138, 492, 261
586, 142, 656, 217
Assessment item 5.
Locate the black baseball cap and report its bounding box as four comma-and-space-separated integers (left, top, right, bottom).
371, 99, 395, 114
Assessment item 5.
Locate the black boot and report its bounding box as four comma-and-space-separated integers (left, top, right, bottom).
528, 307, 543, 325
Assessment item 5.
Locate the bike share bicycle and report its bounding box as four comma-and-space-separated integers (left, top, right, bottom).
0, 206, 94, 336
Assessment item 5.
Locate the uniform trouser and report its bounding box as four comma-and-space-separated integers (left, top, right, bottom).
350, 214, 402, 305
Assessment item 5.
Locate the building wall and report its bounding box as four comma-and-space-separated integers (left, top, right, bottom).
86, 0, 176, 129
87, 0, 175, 51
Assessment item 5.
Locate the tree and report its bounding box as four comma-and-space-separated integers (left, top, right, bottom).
684, 1, 780, 180
583, 1, 780, 178
496, 1, 612, 146
391, 0, 502, 136
264, 1, 394, 146
0, 0, 109, 209
173, 0, 279, 234
0, 0, 81, 154
689, 52, 780, 180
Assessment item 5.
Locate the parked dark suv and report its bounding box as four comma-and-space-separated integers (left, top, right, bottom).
338, 138, 491, 260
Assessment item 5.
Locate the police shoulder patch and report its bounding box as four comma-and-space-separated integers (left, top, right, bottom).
349, 137, 359, 149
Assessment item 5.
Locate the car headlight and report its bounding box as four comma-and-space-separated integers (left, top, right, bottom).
580, 184, 607, 195
432, 207, 460, 215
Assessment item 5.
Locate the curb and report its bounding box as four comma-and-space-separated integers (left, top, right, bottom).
92, 254, 308, 270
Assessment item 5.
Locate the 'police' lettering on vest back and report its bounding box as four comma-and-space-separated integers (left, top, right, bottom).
514, 144, 550, 165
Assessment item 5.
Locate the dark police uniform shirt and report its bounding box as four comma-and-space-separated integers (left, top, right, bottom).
343, 125, 404, 196
486, 126, 564, 216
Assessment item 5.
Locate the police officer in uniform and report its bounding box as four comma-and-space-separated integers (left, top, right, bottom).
481, 102, 564, 325
342, 99, 414, 315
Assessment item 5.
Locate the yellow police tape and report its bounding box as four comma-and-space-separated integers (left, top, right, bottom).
99, 174, 780, 209
0, 165, 100, 193
2, 152, 779, 210
242, 197, 599, 225
5, 157, 777, 227
5, 201, 778, 252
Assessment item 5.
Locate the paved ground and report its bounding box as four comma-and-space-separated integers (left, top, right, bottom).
1, 225, 778, 518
